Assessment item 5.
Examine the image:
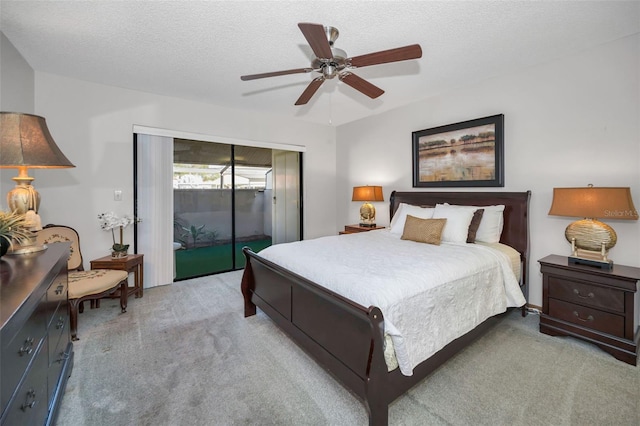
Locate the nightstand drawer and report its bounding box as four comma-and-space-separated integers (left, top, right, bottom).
548, 298, 624, 338
548, 276, 624, 313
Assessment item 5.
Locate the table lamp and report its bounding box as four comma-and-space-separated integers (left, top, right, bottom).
548, 185, 638, 269
0, 112, 75, 253
352, 185, 384, 227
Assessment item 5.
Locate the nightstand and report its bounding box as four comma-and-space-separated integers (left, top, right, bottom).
339, 224, 385, 235
539, 254, 640, 365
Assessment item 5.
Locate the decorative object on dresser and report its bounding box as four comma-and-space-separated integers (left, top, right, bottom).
412, 114, 504, 188
548, 185, 638, 270
0, 112, 75, 254
35, 225, 128, 341
539, 254, 640, 366
339, 224, 385, 235
1, 242, 74, 425
0, 210, 33, 257
352, 185, 384, 227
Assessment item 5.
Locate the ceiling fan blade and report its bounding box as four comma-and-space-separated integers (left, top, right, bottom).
298, 23, 333, 60
348, 44, 422, 68
339, 72, 384, 99
241, 68, 314, 81
295, 77, 325, 105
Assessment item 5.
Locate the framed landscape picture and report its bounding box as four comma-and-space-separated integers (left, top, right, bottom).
412, 114, 504, 187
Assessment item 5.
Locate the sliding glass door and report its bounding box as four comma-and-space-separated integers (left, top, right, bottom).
233, 145, 274, 269
173, 140, 234, 278
172, 140, 299, 280
136, 134, 302, 284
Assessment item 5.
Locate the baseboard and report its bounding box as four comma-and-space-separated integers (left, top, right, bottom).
526, 304, 541, 315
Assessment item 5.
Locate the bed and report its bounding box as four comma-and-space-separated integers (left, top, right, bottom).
241, 191, 531, 425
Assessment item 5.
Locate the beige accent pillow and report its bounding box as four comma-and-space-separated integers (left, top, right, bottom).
401, 215, 447, 245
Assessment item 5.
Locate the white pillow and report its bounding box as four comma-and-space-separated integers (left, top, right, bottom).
475, 205, 505, 243
390, 203, 435, 236
432, 204, 477, 243
441, 203, 505, 243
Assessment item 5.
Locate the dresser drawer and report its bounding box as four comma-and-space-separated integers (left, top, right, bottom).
45, 270, 68, 328
48, 303, 69, 366
548, 298, 625, 338
0, 298, 46, 410
1, 348, 48, 426
48, 340, 72, 403
548, 276, 625, 313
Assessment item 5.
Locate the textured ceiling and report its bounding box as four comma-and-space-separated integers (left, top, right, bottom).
2, 1, 639, 126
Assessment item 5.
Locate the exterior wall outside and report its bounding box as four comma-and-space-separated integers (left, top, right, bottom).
174, 188, 269, 246
336, 34, 640, 308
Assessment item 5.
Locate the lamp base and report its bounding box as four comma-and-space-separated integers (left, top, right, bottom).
568, 248, 613, 270
7, 243, 48, 255
359, 202, 376, 228
359, 222, 377, 228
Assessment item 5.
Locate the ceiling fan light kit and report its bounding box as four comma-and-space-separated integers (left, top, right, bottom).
241, 22, 422, 105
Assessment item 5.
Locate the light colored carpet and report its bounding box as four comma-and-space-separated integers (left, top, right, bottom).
56, 271, 639, 425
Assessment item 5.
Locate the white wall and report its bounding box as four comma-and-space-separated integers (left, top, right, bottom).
1, 32, 35, 193
336, 34, 640, 308
20, 72, 336, 268
0, 32, 34, 113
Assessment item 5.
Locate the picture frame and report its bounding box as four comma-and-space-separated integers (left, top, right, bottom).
412, 114, 504, 187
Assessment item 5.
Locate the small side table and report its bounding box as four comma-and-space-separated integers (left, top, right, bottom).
91, 254, 144, 299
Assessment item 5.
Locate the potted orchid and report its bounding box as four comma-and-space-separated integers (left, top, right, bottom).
98, 212, 135, 258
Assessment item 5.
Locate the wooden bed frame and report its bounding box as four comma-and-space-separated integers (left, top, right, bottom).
241, 191, 531, 425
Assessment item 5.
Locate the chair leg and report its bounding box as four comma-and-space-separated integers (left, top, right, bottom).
79, 300, 84, 314
120, 281, 127, 313
69, 298, 80, 341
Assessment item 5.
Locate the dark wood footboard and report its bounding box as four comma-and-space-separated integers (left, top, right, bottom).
241, 248, 390, 423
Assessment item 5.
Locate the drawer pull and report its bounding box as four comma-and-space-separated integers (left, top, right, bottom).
20, 389, 37, 411
573, 311, 594, 322
56, 316, 65, 329
18, 337, 35, 356
56, 349, 71, 364
55, 284, 65, 295
573, 289, 594, 299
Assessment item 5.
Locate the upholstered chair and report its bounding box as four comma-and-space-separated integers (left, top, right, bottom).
36, 225, 128, 340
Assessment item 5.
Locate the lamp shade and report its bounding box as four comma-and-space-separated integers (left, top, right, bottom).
548, 187, 638, 220
0, 112, 75, 169
352, 186, 384, 202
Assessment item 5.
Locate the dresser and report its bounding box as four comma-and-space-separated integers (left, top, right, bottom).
539, 254, 640, 365
1, 243, 74, 425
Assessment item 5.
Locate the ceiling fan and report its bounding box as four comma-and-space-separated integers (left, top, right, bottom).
240, 22, 422, 106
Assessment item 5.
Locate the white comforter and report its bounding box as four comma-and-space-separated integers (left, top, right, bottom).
257, 229, 526, 376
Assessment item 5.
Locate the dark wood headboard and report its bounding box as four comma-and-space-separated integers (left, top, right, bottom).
389, 191, 531, 298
